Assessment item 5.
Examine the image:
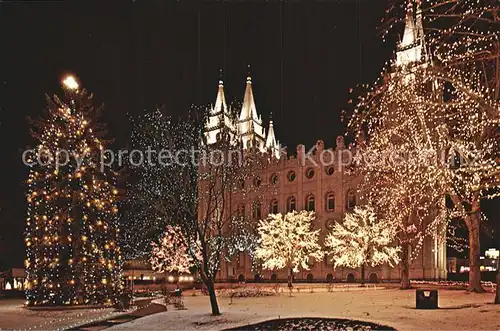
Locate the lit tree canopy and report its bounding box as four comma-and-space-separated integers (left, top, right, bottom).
255, 211, 323, 274
150, 225, 199, 275
325, 206, 401, 271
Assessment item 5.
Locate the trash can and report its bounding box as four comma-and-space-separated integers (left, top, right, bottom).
416, 289, 438, 309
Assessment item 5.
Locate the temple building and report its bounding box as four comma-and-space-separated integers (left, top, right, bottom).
202, 0, 447, 283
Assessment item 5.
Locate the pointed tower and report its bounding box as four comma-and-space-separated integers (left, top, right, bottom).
396, 0, 427, 67
265, 114, 281, 159
238, 66, 266, 152
204, 72, 236, 145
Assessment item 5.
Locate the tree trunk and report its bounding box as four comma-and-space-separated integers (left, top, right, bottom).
360, 264, 365, 287
206, 279, 221, 315
164, 270, 168, 295
467, 213, 485, 293
401, 243, 411, 289
288, 268, 293, 296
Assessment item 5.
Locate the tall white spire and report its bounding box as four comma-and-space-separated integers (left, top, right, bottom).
400, 4, 417, 48
265, 116, 281, 159
204, 74, 236, 145
238, 67, 265, 151
396, 1, 426, 67
212, 79, 227, 115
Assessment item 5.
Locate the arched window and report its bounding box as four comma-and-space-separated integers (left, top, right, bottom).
325, 166, 334, 176
270, 173, 279, 185
252, 200, 261, 219
287, 170, 296, 182
237, 179, 245, 189
270, 199, 279, 214
287, 196, 296, 212
326, 192, 335, 211
305, 194, 315, 212
346, 190, 356, 210
305, 167, 315, 179
253, 176, 261, 187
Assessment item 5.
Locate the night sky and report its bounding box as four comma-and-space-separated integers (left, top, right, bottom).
0, 1, 497, 268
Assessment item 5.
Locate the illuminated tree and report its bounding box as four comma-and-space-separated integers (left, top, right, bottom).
350, 0, 499, 293
254, 211, 323, 290
126, 108, 264, 315
150, 225, 195, 276
121, 110, 178, 260
353, 66, 449, 289
325, 206, 401, 286
25, 77, 122, 306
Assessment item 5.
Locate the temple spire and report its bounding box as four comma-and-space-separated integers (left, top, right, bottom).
265, 114, 276, 148
400, 2, 416, 49
239, 65, 257, 122
204, 71, 235, 145
265, 113, 281, 159
238, 65, 265, 151
212, 69, 227, 115
396, 1, 426, 66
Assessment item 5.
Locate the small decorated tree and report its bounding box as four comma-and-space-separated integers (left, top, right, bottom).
150, 225, 197, 289
254, 211, 323, 291
325, 206, 401, 286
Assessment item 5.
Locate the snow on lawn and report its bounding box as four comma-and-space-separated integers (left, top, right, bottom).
0, 299, 121, 331
108, 288, 499, 331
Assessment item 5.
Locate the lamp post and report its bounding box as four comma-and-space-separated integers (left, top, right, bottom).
62, 75, 79, 91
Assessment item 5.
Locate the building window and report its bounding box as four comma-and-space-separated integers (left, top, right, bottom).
305, 194, 315, 211
346, 190, 356, 210
270, 199, 279, 214
287, 170, 296, 182
305, 167, 315, 179
237, 179, 245, 189
325, 166, 334, 176
253, 176, 261, 187
271, 173, 279, 185
326, 192, 335, 211
252, 200, 261, 219
287, 196, 296, 212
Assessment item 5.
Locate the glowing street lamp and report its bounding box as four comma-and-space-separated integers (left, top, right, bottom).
62, 75, 79, 90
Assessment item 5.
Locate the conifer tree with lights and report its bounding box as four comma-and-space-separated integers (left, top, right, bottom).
254, 211, 323, 291
324, 206, 401, 286
25, 76, 122, 306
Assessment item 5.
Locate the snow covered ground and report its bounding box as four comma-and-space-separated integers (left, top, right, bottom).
108, 288, 499, 331
0, 299, 121, 330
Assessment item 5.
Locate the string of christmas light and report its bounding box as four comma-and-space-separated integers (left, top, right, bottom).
324, 206, 401, 279
254, 211, 323, 288
347, 0, 499, 292
25, 76, 122, 306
